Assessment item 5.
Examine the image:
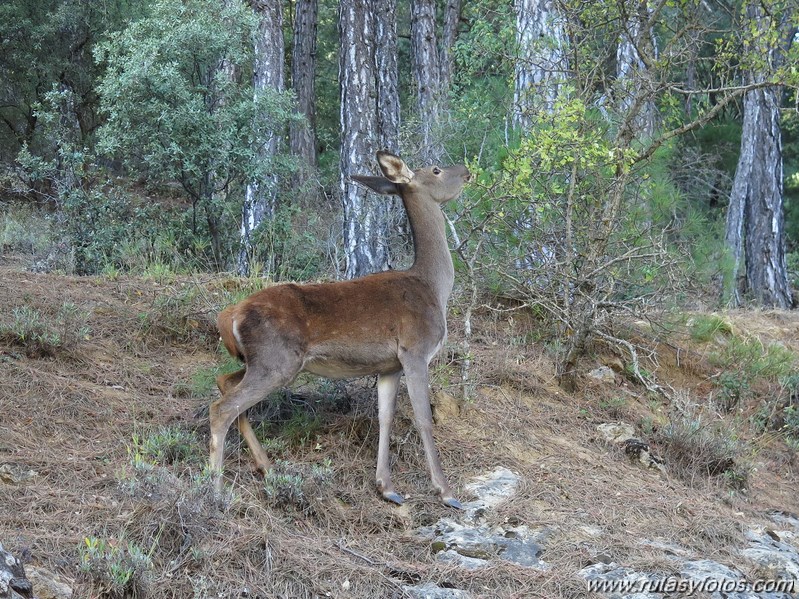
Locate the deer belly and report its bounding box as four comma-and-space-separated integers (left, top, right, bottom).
301, 344, 402, 379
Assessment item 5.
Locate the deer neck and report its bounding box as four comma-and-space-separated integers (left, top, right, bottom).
403, 191, 454, 307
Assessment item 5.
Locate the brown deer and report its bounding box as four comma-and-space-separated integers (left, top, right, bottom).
211, 151, 470, 508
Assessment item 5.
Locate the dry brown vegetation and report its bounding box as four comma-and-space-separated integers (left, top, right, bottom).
1, 256, 798, 598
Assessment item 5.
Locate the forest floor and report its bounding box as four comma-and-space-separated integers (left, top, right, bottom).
0, 253, 798, 598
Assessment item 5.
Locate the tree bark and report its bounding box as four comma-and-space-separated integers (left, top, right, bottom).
238, 0, 285, 276
742, 84, 792, 308
374, 0, 400, 155
289, 0, 318, 170
411, 0, 443, 162
615, 0, 657, 139
724, 2, 793, 308
340, 0, 388, 279
440, 0, 462, 100
513, 0, 568, 128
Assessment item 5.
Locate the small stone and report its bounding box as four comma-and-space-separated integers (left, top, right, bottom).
597, 422, 636, 443
588, 366, 617, 384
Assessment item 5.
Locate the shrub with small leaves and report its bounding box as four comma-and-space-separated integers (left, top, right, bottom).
78, 535, 152, 598
0, 302, 90, 357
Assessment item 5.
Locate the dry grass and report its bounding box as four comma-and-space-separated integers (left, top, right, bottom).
1, 262, 798, 598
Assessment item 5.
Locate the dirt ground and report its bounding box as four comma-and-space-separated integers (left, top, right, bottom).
0, 255, 797, 598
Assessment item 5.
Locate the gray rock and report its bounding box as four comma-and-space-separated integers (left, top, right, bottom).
597, 423, 636, 444
0, 542, 32, 599
402, 582, 471, 599
579, 562, 663, 599
25, 566, 73, 599
589, 366, 617, 384
742, 528, 799, 580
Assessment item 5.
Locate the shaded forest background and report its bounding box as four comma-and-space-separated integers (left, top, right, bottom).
1, 0, 799, 383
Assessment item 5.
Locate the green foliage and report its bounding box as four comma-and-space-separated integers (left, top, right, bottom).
131, 426, 201, 467
262, 458, 334, 511
0, 302, 90, 357
688, 314, 733, 342
251, 201, 328, 281
0, 204, 57, 256
0, 0, 134, 160
655, 416, 749, 489
78, 535, 153, 598
94, 0, 297, 269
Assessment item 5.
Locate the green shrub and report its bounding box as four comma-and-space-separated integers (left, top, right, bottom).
688, 314, 733, 342
131, 426, 201, 467
0, 302, 90, 357
654, 417, 748, 490
78, 535, 152, 598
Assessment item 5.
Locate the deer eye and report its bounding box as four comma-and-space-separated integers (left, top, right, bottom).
432, 167, 441, 175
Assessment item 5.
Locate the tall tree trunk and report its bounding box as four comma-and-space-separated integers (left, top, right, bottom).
724, 2, 794, 308
742, 84, 792, 308
289, 0, 318, 171
440, 0, 462, 100
374, 0, 406, 260
375, 0, 400, 155
513, 0, 568, 128
238, 0, 285, 276
411, 0, 443, 163
615, 0, 657, 139
340, 0, 387, 279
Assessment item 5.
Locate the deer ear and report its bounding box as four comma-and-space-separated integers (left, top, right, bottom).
376, 150, 414, 183
352, 175, 400, 195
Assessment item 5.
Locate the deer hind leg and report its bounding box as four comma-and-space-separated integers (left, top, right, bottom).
209, 359, 298, 491
401, 356, 462, 509
215, 369, 273, 474
375, 371, 403, 504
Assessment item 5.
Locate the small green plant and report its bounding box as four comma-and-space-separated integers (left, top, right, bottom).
783, 405, 799, 447
654, 416, 748, 489
688, 314, 733, 342
137, 285, 211, 343
262, 459, 334, 511
78, 535, 152, 598
0, 302, 90, 357
716, 372, 751, 413
131, 426, 201, 466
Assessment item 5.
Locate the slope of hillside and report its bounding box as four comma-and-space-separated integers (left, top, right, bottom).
0, 257, 798, 598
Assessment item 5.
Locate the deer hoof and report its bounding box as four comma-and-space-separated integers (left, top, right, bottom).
382, 490, 405, 505
441, 496, 463, 510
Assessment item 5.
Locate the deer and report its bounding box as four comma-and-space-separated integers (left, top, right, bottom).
210, 150, 470, 508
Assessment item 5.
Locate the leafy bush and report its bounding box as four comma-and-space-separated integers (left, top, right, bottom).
688, 314, 733, 342
131, 426, 202, 467
78, 535, 152, 599
654, 417, 749, 490
0, 302, 90, 357
263, 459, 334, 511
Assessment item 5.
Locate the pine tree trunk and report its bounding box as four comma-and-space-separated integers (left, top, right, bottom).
339, 0, 387, 279
513, 0, 567, 127
440, 0, 462, 100
290, 0, 318, 170
374, 0, 406, 258
375, 0, 400, 155
411, 0, 443, 162
615, 0, 657, 139
724, 2, 794, 308
743, 85, 792, 308
238, 0, 285, 276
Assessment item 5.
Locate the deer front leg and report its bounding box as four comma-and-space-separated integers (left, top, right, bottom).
401, 358, 462, 509
376, 371, 403, 504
